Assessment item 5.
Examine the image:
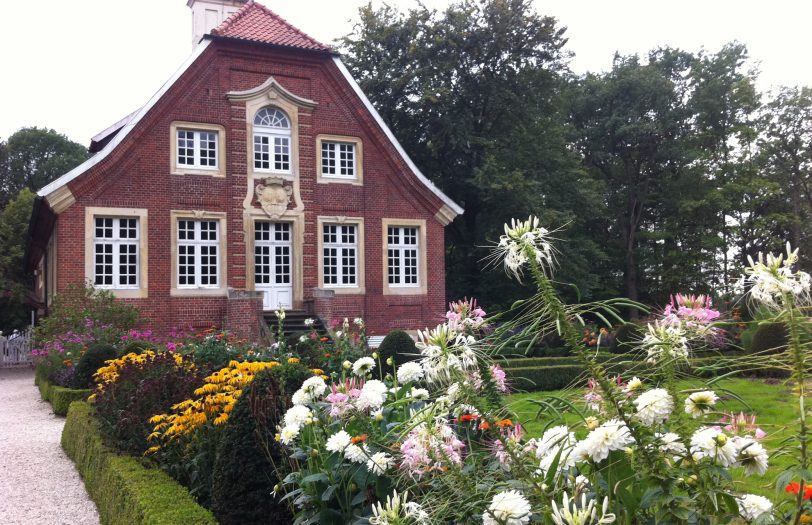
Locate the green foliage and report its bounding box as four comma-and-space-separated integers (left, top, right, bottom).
0, 127, 88, 207
0, 188, 35, 331
269, 360, 313, 396
71, 343, 117, 389
611, 323, 643, 354
119, 340, 152, 357
504, 365, 586, 392
33, 282, 140, 348
210, 370, 292, 525
749, 322, 789, 355
378, 329, 418, 373
61, 401, 217, 525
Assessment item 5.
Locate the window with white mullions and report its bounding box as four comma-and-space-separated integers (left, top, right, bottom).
176, 129, 218, 168
387, 226, 419, 286
321, 141, 356, 178
93, 217, 139, 288
177, 219, 219, 288
323, 224, 357, 286
253, 107, 291, 173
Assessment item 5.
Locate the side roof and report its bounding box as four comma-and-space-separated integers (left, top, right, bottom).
38, 1, 462, 219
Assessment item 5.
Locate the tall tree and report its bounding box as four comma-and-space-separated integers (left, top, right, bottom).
341, 0, 602, 308
759, 86, 812, 270
0, 127, 88, 208
0, 188, 36, 331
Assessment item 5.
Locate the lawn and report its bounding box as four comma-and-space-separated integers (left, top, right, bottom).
506, 377, 798, 500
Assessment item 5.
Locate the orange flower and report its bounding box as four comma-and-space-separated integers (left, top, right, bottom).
351, 434, 368, 444
458, 414, 479, 423
320, 337, 329, 342
495, 419, 513, 428
324, 353, 332, 357
479, 422, 490, 430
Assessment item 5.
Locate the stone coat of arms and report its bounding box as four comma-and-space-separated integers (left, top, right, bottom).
255, 177, 292, 218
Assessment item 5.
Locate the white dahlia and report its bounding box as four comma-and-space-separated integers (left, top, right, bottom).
737, 494, 773, 522
684, 391, 718, 418
325, 430, 352, 454
482, 490, 532, 525
353, 356, 376, 376
580, 419, 635, 463
397, 362, 424, 383
690, 427, 738, 467
735, 437, 769, 476
279, 424, 300, 445
283, 405, 312, 428
366, 451, 394, 475
633, 388, 674, 426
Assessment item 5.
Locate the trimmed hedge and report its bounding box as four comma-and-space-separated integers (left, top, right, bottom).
506, 365, 586, 391
51, 386, 91, 416
61, 401, 217, 525
34, 369, 91, 416
501, 354, 614, 369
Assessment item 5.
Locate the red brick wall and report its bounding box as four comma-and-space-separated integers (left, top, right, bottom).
54, 40, 450, 339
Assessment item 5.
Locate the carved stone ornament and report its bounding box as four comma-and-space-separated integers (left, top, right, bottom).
255, 177, 293, 218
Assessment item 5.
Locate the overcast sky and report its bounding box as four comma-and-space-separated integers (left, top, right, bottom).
2, 0, 811, 147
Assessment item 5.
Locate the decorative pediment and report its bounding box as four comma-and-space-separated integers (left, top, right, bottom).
226, 76, 317, 108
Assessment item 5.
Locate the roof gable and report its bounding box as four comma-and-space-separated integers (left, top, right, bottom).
209, 1, 332, 52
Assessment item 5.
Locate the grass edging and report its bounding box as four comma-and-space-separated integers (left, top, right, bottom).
62, 401, 217, 525
34, 367, 91, 416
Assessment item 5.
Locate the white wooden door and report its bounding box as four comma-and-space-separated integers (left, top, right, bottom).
255, 222, 292, 310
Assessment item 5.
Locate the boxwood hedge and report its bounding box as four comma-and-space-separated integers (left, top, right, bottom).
61, 401, 216, 525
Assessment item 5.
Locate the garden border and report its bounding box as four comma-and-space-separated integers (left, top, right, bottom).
34, 366, 91, 416
61, 401, 217, 525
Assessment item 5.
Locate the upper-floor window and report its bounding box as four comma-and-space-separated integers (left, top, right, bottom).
321, 141, 356, 178
177, 129, 218, 169
93, 217, 139, 289
253, 107, 291, 173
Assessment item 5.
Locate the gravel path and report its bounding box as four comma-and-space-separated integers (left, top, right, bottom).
0, 367, 100, 525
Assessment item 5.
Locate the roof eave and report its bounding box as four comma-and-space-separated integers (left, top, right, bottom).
203, 33, 339, 57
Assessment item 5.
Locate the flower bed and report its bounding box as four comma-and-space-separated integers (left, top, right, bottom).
34, 367, 91, 416
61, 401, 216, 525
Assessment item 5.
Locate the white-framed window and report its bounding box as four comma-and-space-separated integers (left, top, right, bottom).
253, 107, 291, 173
176, 129, 218, 169
321, 141, 356, 178
93, 217, 139, 289
255, 222, 291, 286
177, 219, 220, 288
323, 224, 358, 287
387, 226, 419, 287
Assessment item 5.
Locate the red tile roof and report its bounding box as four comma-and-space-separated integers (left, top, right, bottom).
210, 1, 332, 52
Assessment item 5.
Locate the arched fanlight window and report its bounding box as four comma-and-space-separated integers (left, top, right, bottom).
253, 107, 291, 172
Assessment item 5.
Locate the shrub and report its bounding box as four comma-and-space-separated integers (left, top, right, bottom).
71, 343, 117, 389
505, 365, 587, 391
61, 401, 216, 525
118, 339, 151, 357
210, 370, 292, 525
50, 386, 91, 416
378, 330, 418, 373
611, 323, 642, 354
93, 352, 203, 456
749, 322, 789, 355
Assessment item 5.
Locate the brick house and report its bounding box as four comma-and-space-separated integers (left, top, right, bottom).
26, 0, 462, 340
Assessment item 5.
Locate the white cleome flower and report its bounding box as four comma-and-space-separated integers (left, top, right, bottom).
494, 216, 556, 281
354, 317, 365, 328
283, 405, 312, 428
551, 492, 616, 525
369, 490, 428, 525
353, 356, 376, 376
743, 242, 811, 309
578, 419, 635, 463
684, 390, 718, 418
325, 430, 352, 454
304, 317, 315, 327
279, 424, 300, 445
482, 490, 532, 525
633, 388, 674, 426
735, 437, 769, 476
416, 324, 479, 384
737, 494, 773, 522
690, 427, 738, 467
397, 361, 425, 383
367, 451, 394, 475
642, 320, 689, 364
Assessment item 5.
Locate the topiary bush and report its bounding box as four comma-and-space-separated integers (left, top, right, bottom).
611, 323, 642, 354
378, 330, 418, 374
210, 369, 293, 525
71, 343, 117, 389
749, 322, 789, 355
